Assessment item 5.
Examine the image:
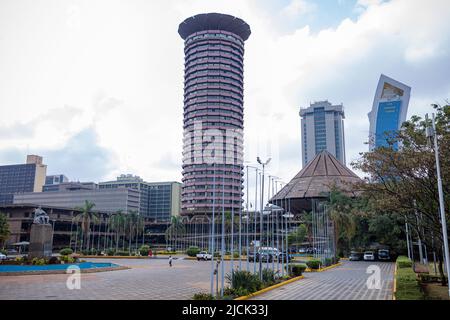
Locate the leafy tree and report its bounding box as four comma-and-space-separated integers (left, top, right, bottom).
288, 224, 307, 248
0, 212, 10, 249
352, 103, 449, 282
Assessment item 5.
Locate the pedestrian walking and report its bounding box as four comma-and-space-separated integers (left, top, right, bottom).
169, 255, 173, 267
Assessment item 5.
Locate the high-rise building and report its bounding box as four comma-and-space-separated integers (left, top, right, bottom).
300, 101, 346, 167
99, 174, 181, 221
368, 74, 411, 151
178, 13, 251, 216
0, 155, 47, 205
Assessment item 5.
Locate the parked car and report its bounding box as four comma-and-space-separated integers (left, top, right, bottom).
196, 251, 213, 261
363, 251, 375, 261
0, 253, 7, 260
257, 252, 273, 263
248, 250, 257, 262
378, 249, 391, 261
349, 252, 363, 261
298, 248, 306, 254
277, 252, 293, 263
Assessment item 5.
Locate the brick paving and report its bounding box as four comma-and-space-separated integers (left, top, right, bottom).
0, 258, 252, 300
251, 261, 395, 300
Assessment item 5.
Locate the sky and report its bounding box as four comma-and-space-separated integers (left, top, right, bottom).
0, 0, 449, 192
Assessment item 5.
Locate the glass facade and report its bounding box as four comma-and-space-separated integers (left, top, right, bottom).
0, 164, 37, 205
374, 100, 402, 149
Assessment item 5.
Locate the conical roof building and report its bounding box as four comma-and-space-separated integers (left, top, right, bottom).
270, 150, 362, 214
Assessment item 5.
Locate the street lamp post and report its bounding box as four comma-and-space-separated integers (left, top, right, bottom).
257, 157, 271, 280
426, 112, 450, 297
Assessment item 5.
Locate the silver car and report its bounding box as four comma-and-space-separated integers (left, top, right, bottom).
363, 251, 375, 261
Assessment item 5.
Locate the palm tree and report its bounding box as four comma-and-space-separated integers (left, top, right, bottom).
126, 211, 139, 254
73, 200, 98, 252
165, 216, 185, 251
109, 210, 126, 252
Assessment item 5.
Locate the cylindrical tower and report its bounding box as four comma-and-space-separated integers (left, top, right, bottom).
178, 13, 251, 217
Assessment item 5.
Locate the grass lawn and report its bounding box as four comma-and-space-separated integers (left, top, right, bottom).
422, 283, 450, 300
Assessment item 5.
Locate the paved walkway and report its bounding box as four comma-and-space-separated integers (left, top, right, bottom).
0, 258, 250, 300
252, 261, 395, 300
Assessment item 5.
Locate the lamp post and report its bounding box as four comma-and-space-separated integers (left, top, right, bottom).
426, 112, 450, 297
257, 157, 271, 280
210, 162, 216, 296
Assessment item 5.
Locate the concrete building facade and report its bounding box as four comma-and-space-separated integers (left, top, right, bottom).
178, 13, 250, 216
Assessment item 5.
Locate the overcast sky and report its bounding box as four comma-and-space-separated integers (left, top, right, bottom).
1, 0, 449, 188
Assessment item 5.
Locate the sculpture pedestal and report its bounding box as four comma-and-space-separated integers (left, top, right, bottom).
29, 224, 53, 259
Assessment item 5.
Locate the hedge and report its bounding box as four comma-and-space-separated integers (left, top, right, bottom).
306, 259, 322, 270
396, 266, 424, 300
396, 256, 413, 269
289, 264, 307, 277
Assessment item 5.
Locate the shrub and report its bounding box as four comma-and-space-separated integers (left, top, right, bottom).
323, 258, 332, 267
226, 270, 263, 293
31, 258, 46, 266
186, 246, 201, 257
106, 248, 115, 256
115, 250, 129, 256
396, 266, 424, 300
262, 268, 276, 286
233, 252, 240, 259
289, 264, 307, 277
59, 248, 73, 256
48, 257, 60, 265
306, 259, 322, 270
223, 287, 249, 299
192, 292, 215, 300
396, 256, 413, 269
81, 250, 90, 256
139, 245, 151, 256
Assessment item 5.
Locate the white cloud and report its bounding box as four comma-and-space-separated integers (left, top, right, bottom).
280, 0, 317, 17
0, 0, 449, 188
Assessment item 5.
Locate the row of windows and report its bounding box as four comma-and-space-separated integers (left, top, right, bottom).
185, 115, 243, 124
184, 122, 242, 131
186, 32, 244, 46
185, 78, 243, 91
183, 199, 242, 205
185, 75, 243, 87
185, 94, 243, 105
185, 63, 242, 77
185, 70, 243, 84
185, 89, 243, 101
185, 56, 243, 71
184, 108, 243, 120
185, 43, 244, 57
185, 82, 242, 96
184, 100, 243, 111
186, 51, 243, 66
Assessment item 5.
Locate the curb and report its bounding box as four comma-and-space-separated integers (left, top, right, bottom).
0, 265, 129, 276
305, 262, 343, 273
234, 275, 305, 300
393, 263, 397, 300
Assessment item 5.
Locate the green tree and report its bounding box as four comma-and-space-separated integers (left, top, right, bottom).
165, 216, 185, 251
288, 224, 307, 249
0, 212, 10, 249
73, 201, 98, 252
352, 103, 450, 282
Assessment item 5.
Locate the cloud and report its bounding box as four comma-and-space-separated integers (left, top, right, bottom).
0, 0, 449, 188
280, 0, 317, 18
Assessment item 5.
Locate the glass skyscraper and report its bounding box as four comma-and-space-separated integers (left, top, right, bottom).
368, 74, 411, 151
178, 13, 251, 216
300, 101, 346, 167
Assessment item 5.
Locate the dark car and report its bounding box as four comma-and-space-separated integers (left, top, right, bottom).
277, 252, 293, 263
248, 250, 257, 262
349, 252, 363, 261
378, 249, 391, 261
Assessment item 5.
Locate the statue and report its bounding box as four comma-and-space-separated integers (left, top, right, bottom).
33, 206, 50, 225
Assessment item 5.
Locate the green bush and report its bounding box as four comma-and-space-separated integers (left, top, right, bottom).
59, 248, 73, 256
186, 246, 201, 257
396, 256, 413, 269
306, 259, 322, 270
226, 270, 263, 293
233, 252, 240, 259
192, 292, 215, 300
396, 267, 424, 300
223, 287, 250, 299
115, 250, 129, 256
262, 268, 276, 286
289, 264, 307, 277
31, 258, 46, 266
106, 248, 115, 256
323, 258, 332, 267
139, 245, 150, 256
48, 257, 60, 265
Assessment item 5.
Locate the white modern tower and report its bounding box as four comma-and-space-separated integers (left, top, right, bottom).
368, 74, 411, 151
300, 101, 346, 167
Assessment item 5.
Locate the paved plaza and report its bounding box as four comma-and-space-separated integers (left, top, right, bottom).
0, 259, 394, 300
0, 257, 249, 300
251, 261, 395, 300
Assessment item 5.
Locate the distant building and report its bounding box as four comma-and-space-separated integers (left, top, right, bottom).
13, 187, 139, 213
99, 174, 182, 221
0, 155, 47, 205
45, 174, 69, 185
43, 181, 97, 192
368, 74, 411, 151
300, 101, 346, 167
